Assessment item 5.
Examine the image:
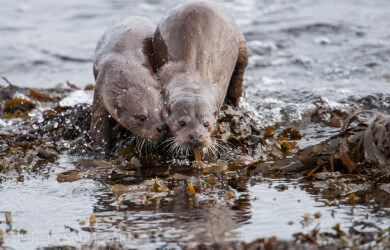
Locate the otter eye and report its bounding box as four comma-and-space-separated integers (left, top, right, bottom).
203, 122, 209, 127
179, 121, 186, 127
137, 115, 146, 122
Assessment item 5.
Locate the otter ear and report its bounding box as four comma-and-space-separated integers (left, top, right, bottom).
163, 103, 173, 118
214, 108, 219, 118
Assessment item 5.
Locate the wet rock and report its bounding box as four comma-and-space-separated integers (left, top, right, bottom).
14, 133, 37, 142
37, 148, 58, 162
40, 246, 77, 250
311, 97, 351, 128
313, 172, 341, 181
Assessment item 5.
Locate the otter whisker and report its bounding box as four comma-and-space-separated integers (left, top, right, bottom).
145, 139, 153, 156
120, 134, 134, 146
143, 139, 148, 156
168, 140, 179, 155
135, 137, 141, 150
210, 145, 216, 157
215, 138, 231, 150
166, 143, 173, 154
207, 144, 217, 157
138, 138, 145, 157
163, 141, 176, 152
148, 140, 156, 154
162, 137, 192, 157
209, 147, 216, 157
176, 143, 183, 156
150, 140, 157, 150
175, 145, 180, 156
145, 140, 150, 155
180, 145, 187, 155
134, 137, 145, 157
161, 137, 177, 144
183, 145, 190, 156
214, 139, 228, 153
211, 142, 219, 153
162, 137, 177, 151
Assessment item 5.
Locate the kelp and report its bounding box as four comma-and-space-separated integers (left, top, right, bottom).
3, 98, 35, 115
335, 111, 390, 168
268, 111, 390, 177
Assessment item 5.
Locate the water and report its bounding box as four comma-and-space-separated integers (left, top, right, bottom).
237, 180, 387, 241
1, 0, 390, 248
2, 0, 389, 119
0, 156, 98, 249
2, 174, 389, 249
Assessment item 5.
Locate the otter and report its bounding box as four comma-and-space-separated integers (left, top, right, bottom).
153, 1, 248, 153
90, 16, 166, 148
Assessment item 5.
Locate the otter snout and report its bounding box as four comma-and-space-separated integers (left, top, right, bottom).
189, 131, 202, 142
187, 131, 209, 148
156, 124, 169, 134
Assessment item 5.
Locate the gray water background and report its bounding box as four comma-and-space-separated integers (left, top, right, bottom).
2, 0, 390, 125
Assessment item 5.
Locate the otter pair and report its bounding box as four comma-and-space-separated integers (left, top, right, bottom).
90, 1, 248, 154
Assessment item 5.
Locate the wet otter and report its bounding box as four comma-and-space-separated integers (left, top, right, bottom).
154, 1, 248, 152
90, 16, 166, 148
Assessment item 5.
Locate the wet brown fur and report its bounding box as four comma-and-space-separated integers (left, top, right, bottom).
153, 0, 248, 150
90, 17, 165, 148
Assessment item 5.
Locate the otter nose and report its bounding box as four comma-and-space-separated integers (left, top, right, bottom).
156, 124, 169, 134
189, 132, 202, 142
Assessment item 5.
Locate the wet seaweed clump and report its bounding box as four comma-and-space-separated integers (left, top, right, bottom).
0, 78, 306, 185
0, 80, 94, 181
37, 104, 93, 152
3, 98, 36, 117
311, 97, 351, 128
339, 111, 390, 167
293, 111, 390, 176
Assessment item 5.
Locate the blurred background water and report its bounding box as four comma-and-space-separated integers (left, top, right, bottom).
1, 0, 390, 122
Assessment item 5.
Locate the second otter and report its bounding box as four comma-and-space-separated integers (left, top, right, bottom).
90, 16, 166, 148
154, 1, 248, 152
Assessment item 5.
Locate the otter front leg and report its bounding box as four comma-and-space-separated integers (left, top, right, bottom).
90, 91, 116, 149
226, 31, 248, 107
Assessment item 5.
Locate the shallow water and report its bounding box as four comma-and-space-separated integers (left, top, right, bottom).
1, 0, 390, 249
237, 179, 388, 242
2, 173, 389, 249
2, 171, 389, 249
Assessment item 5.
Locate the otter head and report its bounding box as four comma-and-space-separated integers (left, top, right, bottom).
112, 86, 168, 143
163, 95, 217, 150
